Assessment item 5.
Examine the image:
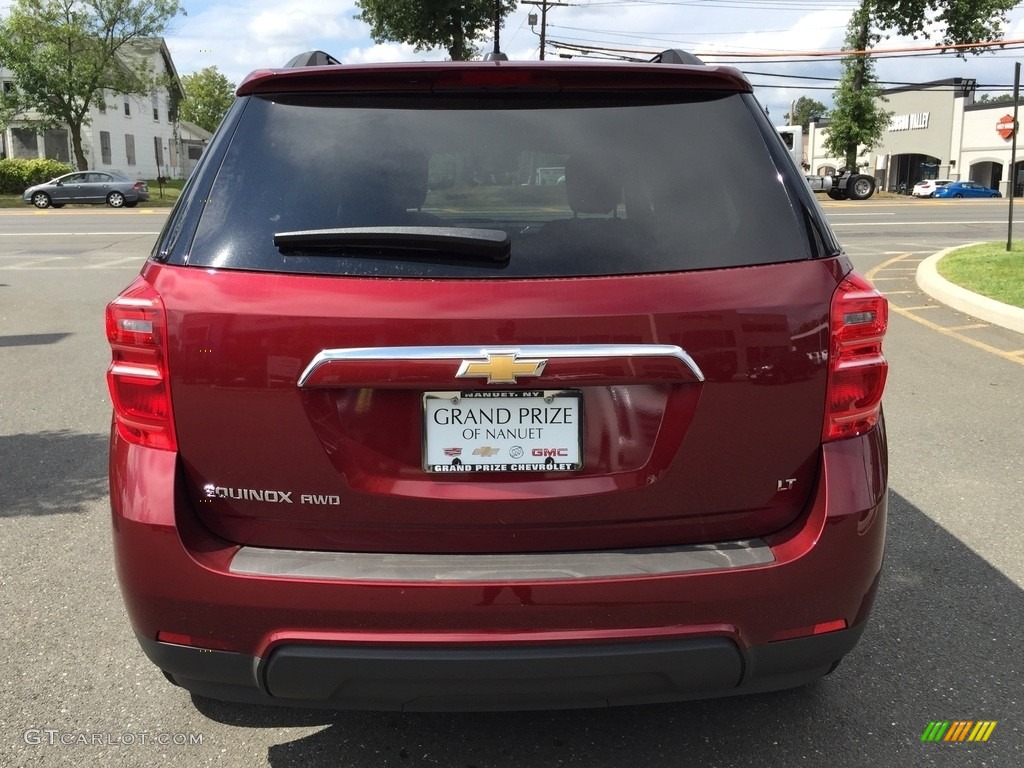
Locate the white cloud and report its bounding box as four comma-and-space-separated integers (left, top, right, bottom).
166, 0, 363, 84
341, 42, 439, 65
246, 5, 361, 48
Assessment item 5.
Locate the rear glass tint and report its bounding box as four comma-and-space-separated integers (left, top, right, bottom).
188, 92, 811, 277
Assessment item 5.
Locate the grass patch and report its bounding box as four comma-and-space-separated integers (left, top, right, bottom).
144, 178, 183, 206
937, 242, 1024, 309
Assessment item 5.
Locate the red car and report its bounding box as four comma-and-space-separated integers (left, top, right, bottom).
106, 51, 889, 711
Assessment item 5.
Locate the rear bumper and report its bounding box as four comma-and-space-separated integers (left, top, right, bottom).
141, 624, 863, 711
110, 422, 887, 710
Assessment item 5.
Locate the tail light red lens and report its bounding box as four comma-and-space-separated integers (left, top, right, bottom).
105, 278, 177, 451
824, 272, 889, 442
771, 618, 848, 642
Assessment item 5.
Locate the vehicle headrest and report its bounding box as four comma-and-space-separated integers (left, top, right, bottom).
566, 154, 622, 215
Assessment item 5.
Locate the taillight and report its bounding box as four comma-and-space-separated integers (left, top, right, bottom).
771, 618, 847, 642
824, 272, 888, 442
132, 181, 144, 191
105, 278, 177, 451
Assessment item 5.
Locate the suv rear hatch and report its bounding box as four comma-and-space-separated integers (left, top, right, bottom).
144, 62, 853, 554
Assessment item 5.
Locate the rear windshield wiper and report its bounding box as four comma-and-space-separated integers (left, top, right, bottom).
274, 226, 511, 262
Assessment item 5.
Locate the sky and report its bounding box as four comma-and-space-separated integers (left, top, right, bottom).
8, 0, 1024, 122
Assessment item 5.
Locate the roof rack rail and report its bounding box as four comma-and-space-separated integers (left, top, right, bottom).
650, 49, 704, 66
284, 50, 342, 68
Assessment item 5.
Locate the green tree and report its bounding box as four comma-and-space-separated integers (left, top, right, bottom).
784, 96, 828, 131
355, 0, 518, 61
824, 7, 890, 171
872, 0, 1014, 44
0, 0, 183, 171
977, 93, 1015, 103
825, 0, 1015, 171
179, 66, 235, 134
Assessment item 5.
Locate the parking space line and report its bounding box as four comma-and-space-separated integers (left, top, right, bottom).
21, 256, 72, 266
866, 254, 1024, 367
0, 260, 141, 271
890, 307, 1024, 365
0, 231, 159, 236
86, 257, 144, 269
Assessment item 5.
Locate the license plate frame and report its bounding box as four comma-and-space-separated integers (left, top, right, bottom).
422, 389, 583, 473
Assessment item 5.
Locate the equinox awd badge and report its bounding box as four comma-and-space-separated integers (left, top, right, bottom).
203, 485, 340, 505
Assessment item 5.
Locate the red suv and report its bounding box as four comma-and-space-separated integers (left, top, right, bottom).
106, 51, 889, 711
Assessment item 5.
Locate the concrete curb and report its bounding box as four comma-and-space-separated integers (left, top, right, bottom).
916, 245, 1024, 336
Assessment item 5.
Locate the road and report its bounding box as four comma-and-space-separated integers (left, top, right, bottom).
0, 200, 1021, 767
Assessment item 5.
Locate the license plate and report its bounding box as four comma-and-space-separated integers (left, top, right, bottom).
423, 390, 583, 473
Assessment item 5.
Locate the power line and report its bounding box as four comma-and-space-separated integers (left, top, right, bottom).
546, 36, 1024, 62
581, 0, 857, 8
547, 22, 849, 40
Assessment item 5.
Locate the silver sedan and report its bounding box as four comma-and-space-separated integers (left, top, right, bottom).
23, 171, 150, 209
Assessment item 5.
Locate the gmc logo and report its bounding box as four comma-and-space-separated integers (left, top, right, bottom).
531, 448, 569, 457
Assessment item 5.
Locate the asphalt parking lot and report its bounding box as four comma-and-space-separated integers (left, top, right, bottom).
0, 203, 1021, 767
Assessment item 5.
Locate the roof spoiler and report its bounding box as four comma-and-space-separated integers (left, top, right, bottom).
650, 49, 705, 66
285, 50, 342, 68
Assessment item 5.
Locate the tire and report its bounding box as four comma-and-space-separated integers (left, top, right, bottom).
51, 203, 65, 209
124, 201, 138, 208
31, 192, 52, 209
826, 188, 847, 200
954, 193, 963, 198
846, 174, 875, 200
107, 191, 126, 208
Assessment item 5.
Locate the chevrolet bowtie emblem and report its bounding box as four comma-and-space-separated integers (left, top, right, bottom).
456, 352, 547, 384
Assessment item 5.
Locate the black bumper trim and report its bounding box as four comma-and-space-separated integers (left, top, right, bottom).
263, 638, 742, 710
139, 623, 866, 711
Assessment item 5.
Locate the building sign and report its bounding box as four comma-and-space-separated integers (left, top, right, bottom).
888, 112, 930, 132
996, 114, 1016, 140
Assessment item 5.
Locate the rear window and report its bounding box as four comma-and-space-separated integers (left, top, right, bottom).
186, 92, 812, 278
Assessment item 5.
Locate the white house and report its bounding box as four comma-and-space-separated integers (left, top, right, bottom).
1, 38, 199, 179
178, 120, 214, 178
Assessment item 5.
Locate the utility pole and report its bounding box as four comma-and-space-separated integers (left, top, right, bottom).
1007, 61, 1020, 251
523, 0, 571, 60
493, 0, 500, 56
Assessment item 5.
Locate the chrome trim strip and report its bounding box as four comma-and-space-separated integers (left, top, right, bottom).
298, 344, 705, 387
229, 540, 772, 582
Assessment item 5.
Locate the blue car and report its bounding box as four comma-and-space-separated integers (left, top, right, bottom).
933, 181, 1001, 199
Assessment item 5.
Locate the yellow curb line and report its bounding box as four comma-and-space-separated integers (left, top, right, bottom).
866, 254, 1024, 367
